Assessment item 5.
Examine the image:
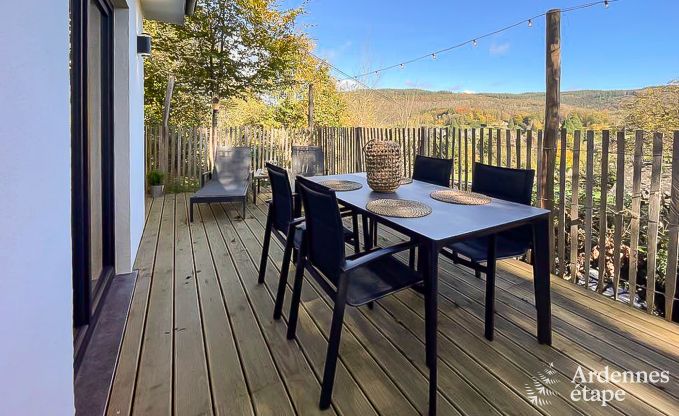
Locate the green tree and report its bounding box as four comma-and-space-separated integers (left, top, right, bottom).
144, 0, 306, 125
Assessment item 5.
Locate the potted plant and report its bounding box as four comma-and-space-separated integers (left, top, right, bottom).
148, 170, 165, 198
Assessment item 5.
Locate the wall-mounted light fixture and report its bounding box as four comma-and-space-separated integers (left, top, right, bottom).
137, 33, 152, 57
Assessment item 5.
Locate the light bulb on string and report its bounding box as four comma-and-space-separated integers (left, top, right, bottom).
604, 0, 609, 8
399, 63, 405, 69
431, 53, 437, 60
472, 39, 478, 47
528, 19, 533, 27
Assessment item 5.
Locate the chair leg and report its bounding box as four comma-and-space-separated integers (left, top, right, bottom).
367, 301, 374, 310
320, 278, 349, 410
190, 201, 194, 222
484, 234, 497, 341
242, 198, 247, 219
287, 245, 307, 340
274, 227, 296, 320
351, 213, 360, 254
258, 209, 274, 284
475, 269, 482, 279
409, 247, 416, 270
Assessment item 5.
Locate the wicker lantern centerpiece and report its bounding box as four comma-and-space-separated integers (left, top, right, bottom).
364, 139, 402, 193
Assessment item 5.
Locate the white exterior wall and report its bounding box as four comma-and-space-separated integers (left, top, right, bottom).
114, 0, 146, 273
0, 1, 75, 415
129, 0, 146, 268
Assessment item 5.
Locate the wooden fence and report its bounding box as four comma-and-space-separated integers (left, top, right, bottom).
146, 125, 679, 323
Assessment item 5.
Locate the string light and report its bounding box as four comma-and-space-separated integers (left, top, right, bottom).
342, 0, 618, 80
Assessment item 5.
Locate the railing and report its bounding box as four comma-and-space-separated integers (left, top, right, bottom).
146, 125, 679, 323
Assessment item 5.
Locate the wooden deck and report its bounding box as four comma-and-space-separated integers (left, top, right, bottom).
106, 192, 679, 416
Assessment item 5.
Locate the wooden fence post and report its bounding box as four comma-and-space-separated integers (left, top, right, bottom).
541, 9, 561, 272
646, 133, 663, 313
665, 131, 679, 320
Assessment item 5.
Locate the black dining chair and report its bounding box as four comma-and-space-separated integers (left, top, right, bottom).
285, 176, 423, 410
412, 154, 454, 187
406, 155, 455, 267
259, 164, 360, 318
441, 163, 535, 277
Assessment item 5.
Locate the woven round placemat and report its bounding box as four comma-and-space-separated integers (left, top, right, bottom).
430, 189, 491, 205
319, 180, 363, 192
366, 199, 432, 218
400, 177, 413, 185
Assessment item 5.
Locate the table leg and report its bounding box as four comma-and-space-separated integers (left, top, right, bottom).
361, 214, 373, 250
422, 241, 438, 415
484, 234, 497, 341
532, 217, 552, 345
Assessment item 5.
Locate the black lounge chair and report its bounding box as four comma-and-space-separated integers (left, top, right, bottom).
286, 176, 422, 409
190, 146, 252, 222
291, 146, 325, 177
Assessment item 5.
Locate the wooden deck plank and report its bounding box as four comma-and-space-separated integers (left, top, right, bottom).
132, 194, 175, 415
173, 194, 212, 415
437, 258, 679, 415
197, 204, 295, 416
208, 203, 336, 416
107, 196, 164, 416
189, 203, 254, 415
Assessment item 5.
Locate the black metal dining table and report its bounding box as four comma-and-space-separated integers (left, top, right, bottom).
304, 172, 552, 416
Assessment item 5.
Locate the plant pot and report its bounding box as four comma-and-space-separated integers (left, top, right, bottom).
364, 140, 402, 193
151, 185, 164, 198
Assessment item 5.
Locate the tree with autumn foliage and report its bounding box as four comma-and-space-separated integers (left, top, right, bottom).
144, 0, 307, 126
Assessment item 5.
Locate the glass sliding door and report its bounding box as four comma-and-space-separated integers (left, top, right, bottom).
71, 0, 115, 364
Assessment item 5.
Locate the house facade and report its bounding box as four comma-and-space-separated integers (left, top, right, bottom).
0, 1, 193, 414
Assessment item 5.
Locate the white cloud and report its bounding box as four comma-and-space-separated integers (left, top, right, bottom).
489, 42, 511, 56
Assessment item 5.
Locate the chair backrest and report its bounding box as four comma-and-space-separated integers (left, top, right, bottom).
471, 163, 534, 205
292, 146, 324, 177
214, 146, 252, 180
412, 155, 453, 187
472, 163, 535, 245
266, 162, 294, 233
296, 176, 345, 284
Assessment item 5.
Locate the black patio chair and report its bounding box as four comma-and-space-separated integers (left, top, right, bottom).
190, 146, 251, 221
412, 154, 454, 187
285, 176, 423, 410
292, 146, 325, 177
441, 163, 535, 277
407, 154, 455, 267
260, 164, 361, 319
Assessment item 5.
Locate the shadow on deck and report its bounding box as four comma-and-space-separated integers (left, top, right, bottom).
105, 192, 679, 416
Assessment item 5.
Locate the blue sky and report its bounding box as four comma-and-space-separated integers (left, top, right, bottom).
282, 0, 679, 93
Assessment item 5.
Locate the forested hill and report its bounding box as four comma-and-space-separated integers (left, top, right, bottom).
342, 88, 640, 127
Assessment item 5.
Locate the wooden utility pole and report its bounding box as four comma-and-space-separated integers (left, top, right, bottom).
308, 83, 315, 129
160, 75, 175, 174
542, 9, 561, 269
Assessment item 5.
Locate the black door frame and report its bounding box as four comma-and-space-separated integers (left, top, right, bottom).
70, 0, 116, 352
